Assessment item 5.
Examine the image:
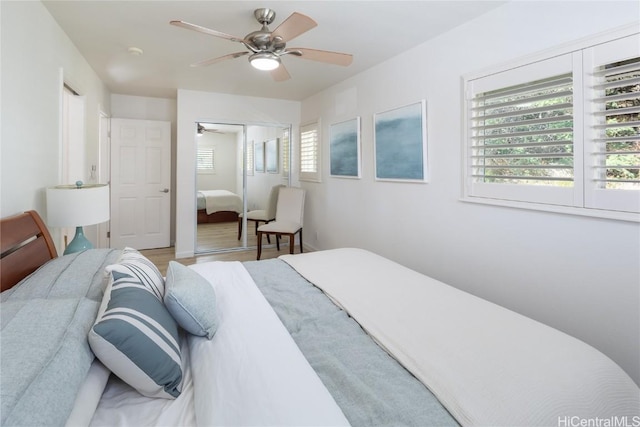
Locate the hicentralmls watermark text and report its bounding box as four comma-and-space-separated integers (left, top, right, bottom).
558, 416, 640, 427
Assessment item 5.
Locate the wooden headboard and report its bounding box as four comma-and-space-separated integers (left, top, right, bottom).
0, 210, 57, 292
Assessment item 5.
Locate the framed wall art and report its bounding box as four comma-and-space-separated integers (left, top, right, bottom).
254, 140, 265, 173
330, 117, 361, 178
374, 100, 427, 182
265, 138, 279, 173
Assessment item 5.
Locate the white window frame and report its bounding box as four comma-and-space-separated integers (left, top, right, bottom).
462, 24, 639, 222
299, 120, 322, 182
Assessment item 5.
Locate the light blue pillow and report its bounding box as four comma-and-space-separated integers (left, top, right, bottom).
164, 261, 218, 339
105, 247, 165, 300
88, 271, 182, 399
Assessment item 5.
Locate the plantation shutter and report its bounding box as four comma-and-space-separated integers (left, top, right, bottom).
466, 53, 579, 206
281, 128, 290, 176
584, 34, 640, 213
300, 121, 321, 182
471, 73, 574, 185
246, 141, 254, 176
197, 147, 214, 173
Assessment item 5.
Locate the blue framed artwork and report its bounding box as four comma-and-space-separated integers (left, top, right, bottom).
374, 100, 427, 182
330, 117, 361, 178
254, 140, 264, 173
265, 138, 279, 173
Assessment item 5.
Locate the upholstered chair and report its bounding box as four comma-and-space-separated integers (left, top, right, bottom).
256, 187, 305, 260
237, 184, 285, 242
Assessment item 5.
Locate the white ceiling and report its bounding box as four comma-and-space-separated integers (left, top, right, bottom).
43, 1, 506, 101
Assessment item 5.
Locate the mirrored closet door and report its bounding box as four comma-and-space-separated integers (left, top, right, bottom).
195, 122, 290, 254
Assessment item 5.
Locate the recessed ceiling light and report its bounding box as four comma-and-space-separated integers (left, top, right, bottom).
128, 47, 144, 56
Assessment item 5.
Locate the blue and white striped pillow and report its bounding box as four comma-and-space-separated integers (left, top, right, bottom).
105, 247, 164, 299
88, 271, 182, 399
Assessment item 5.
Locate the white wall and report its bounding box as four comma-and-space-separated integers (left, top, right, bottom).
245, 125, 289, 211
300, 1, 640, 384
175, 89, 300, 257
196, 132, 237, 192
1, 1, 110, 253
111, 94, 177, 244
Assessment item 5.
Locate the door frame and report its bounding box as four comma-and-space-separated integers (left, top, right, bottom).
97, 109, 110, 249
194, 120, 292, 255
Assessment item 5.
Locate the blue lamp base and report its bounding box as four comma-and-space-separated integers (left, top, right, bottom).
64, 226, 94, 255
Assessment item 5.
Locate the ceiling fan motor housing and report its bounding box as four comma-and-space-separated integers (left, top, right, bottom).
254, 8, 276, 25
245, 8, 285, 52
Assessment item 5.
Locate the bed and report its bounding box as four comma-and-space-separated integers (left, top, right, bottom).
1, 210, 639, 427
196, 189, 242, 224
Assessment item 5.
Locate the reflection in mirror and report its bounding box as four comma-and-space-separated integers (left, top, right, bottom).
195, 122, 290, 254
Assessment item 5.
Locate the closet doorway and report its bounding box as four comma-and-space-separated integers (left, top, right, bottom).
195, 122, 290, 254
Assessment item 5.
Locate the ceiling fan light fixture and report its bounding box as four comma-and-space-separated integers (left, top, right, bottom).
249, 52, 280, 71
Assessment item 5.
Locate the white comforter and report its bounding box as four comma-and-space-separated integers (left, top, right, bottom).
82, 261, 348, 427
199, 190, 242, 215
281, 248, 640, 427
188, 261, 349, 426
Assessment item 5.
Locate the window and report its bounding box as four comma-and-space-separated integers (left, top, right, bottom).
300, 121, 321, 182
464, 30, 639, 220
246, 141, 254, 176
584, 36, 640, 213
470, 73, 574, 187
197, 147, 214, 174
281, 127, 290, 177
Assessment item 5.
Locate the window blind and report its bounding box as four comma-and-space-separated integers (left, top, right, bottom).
281, 128, 290, 176
300, 125, 318, 173
591, 57, 640, 190
246, 141, 254, 176
197, 147, 214, 172
470, 73, 574, 186
300, 121, 321, 182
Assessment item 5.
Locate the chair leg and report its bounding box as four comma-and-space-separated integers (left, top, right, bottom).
257, 231, 263, 260
275, 233, 280, 251
299, 229, 303, 253
264, 221, 271, 244
237, 217, 242, 240
289, 233, 294, 255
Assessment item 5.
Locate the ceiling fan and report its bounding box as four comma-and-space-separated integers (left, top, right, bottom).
170, 8, 353, 81
197, 123, 224, 135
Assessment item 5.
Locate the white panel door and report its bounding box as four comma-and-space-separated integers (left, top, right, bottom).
110, 118, 171, 250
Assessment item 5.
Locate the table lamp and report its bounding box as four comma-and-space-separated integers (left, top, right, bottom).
46, 181, 110, 255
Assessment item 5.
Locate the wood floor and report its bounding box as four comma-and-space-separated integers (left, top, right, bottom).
142, 220, 302, 275
196, 220, 260, 252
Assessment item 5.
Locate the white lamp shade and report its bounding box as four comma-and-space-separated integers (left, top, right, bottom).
46, 184, 110, 227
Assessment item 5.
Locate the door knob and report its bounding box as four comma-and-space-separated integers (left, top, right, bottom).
160, 188, 169, 193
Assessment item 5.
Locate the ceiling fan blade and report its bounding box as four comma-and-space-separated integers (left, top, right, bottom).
190, 51, 248, 68
290, 48, 353, 66
270, 64, 291, 82
271, 12, 317, 42
170, 20, 244, 43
